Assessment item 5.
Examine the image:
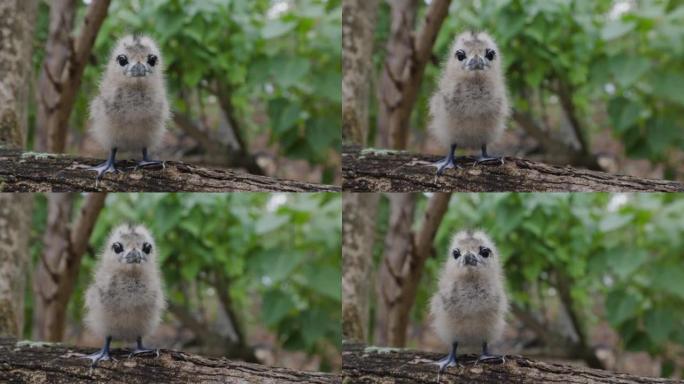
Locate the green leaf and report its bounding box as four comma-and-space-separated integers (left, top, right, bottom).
599, 213, 633, 232
601, 20, 635, 40
644, 308, 674, 344
608, 55, 650, 87
605, 289, 639, 326
261, 290, 295, 327
262, 20, 296, 39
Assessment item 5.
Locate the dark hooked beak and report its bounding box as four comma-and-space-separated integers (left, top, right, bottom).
128, 62, 148, 77
466, 55, 485, 71
464, 253, 478, 266
125, 249, 142, 264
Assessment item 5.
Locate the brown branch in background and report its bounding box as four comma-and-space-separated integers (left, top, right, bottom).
375, 193, 451, 347
172, 113, 264, 175
35, 0, 76, 151
511, 109, 601, 170
555, 271, 604, 369
378, 0, 452, 150
33, 193, 107, 341
213, 82, 248, 152
36, 0, 111, 153
556, 82, 590, 156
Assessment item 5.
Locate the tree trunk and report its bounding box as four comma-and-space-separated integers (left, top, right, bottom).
376, 193, 416, 346
0, 0, 38, 337
0, 195, 33, 337
376, 0, 451, 149
375, 193, 450, 347
376, 0, 418, 148
0, 338, 338, 383
36, 0, 111, 153
342, 193, 380, 342
0, 0, 38, 147
34, 0, 77, 151
342, 0, 379, 145
342, 146, 684, 192
33, 193, 107, 341
0, 147, 338, 192
342, 342, 679, 383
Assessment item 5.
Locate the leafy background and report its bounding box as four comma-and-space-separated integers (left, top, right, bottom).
30, 0, 341, 183
371, 193, 684, 378
370, 0, 684, 180
26, 193, 341, 371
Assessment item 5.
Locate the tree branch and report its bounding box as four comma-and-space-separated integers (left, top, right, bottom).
342, 146, 683, 192
342, 342, 678, 383
45, 0, 111, 153
0, 147, 337, 192
172, 114, 265, 175
0, 338, 337, 383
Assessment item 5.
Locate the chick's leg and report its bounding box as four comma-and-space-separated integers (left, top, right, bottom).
90, 148, 120, 179
83, 336, 113, 367
477, 341, 505, 363
435, 341, 459, 373
136, 147, 165, 169
434, 144, 460, 175
475, 144, 504, 165
129, 336, 159, 358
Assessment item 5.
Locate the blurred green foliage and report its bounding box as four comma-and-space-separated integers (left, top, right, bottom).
400, 193, 684, 376
373, 0, 684, 178
27, 193, 341, 369
32, 0, 341, 182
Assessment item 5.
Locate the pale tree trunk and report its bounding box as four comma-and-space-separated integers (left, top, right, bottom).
375, 193, 416, 346
0, 0, 38, 337
376, 193, 451, 347
33, 193, 107, 341
376, 0, 452, 149
35, 0, 111, 153
376, 0, 418, 148
0, 0, 38, 148
0, 195, 33, 337
342, 0, 379, 145
342, 193, 380, 341
34, 0, 77, 151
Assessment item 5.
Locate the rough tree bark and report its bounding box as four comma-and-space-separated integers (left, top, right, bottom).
0, 0, 37, 147
377, 0, 451, 149
0, 195, 33, 337
36, 0, 111, 153
376, 193, 450, 347
342, 0, 379, 145
342, 193, 380, 342
0, 338, 338, 383
0, 0, 38, 337
342, 146, 684, 192
33, 193, 107, 341
342, 342, 679, 383
0, 148, 338, 192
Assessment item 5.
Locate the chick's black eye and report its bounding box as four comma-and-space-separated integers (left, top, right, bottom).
455, 49, 466, 61
479, 247, 491, 258
485, 49, 496, 61
112, 242, 124, 254
147, 54, 158, 67
142, 242, 152, 254
116, 55, 128, 67
452, 249, 461, 259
